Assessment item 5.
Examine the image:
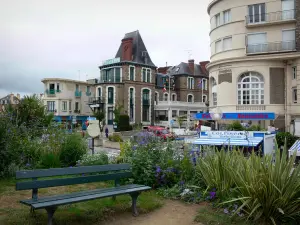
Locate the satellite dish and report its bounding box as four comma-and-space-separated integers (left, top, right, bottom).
87, 120, 100, 138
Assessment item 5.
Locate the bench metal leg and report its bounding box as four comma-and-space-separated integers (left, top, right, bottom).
130, 192, 140, 216
45, 207, 57, 225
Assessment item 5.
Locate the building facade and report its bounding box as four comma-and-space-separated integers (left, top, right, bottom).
0, 93, 20, 112
41, 78, 94, 124
207, 0, 300, 131
89, 30, 209, 127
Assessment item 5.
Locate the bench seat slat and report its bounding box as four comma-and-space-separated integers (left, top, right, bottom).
16, 164, 131, 179
21, 184, 145, 204
16, 172, 132, 190
20, 185, 151, 209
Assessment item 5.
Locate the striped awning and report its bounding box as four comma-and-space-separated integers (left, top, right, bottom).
193, 137, 263, 147
288, 140, 300, 156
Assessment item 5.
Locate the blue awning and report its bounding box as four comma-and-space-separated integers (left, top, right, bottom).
289, 140, 300, 153
193, 137, 263, 147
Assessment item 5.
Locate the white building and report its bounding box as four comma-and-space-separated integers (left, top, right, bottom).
207, 0, 300, 131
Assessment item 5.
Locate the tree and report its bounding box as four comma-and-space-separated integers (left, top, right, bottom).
176, 115, 186, 129
113, 104, 124, 127
93, 110, 105, 135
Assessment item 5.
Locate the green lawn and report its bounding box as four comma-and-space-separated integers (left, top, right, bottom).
0, 179, 163, 225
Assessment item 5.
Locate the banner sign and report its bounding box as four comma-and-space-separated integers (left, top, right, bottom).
194, 112, 275, 120
201, 131, 254, 139
102, 57, 120, 66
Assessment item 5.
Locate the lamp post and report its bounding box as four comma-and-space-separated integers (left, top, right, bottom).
164, 74, 173, 128
210, 107, 223, 131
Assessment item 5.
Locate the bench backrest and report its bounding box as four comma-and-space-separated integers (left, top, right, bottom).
16, 164, 131, 191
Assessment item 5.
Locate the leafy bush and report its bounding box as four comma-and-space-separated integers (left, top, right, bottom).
227, 121, 244, 131
119, 114, 130, 131
78, 152, 109, 166
108, 133, 123, 142
60, 133, 88, 167
37, 152, 61, 169
276, 132, 298, 149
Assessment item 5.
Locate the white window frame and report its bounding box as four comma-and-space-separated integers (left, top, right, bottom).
202, 94, 207, 103
223, 9, 231, 24
69, 101, 72, 111
187, 77, 195, 89
212, 93, 217, 106
163, 93, 169, 101
62, 101, 67, 111
142, 67, 151, 83
215, 13, 221, 27
292, 87, 297, 103
215, 40, 222, 53
223, 36, 232, 51
248, 3, 266, 24
187, 94, 194, 103
292, 66, 297, 80
172, 93, 177, 101
129, 65, 135, 81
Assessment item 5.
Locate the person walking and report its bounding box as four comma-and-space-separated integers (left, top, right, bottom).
105, 127, 109, 138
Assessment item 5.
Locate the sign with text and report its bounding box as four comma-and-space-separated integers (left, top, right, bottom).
194, 112, 275, 120
102, 57, 120, 66
202, 131, 254, 139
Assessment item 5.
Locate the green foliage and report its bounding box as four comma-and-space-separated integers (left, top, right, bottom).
93, 110, 105, 132
108, 133, 123, 142
60, 133, 88, 167
37, 152, 61, 169
113, 104, 124, 126
276, 132, 298, 148
118, 114, 130, 131
176, 115, 186, 128
227, 121, 244, 131
78, 152, 109, 166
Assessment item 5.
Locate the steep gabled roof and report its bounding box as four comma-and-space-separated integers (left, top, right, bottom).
167, 62, 207, 77
115, 30, 156, 67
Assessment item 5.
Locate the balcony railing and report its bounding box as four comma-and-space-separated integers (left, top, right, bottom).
246, 41, 296, 54
46, 89, 57, 95
246, 10, 295, 25
74, 109, 80, 113
75, 90, 82, 97
86, 91, 92, 96
236, 105, 266, 111
88, 97, 105, 105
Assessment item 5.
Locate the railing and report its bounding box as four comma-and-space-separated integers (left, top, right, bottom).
246, 41, 295, 54
246, 10, 295, 25
236, 105, 266, 111
156, 101, 206, 107
46, 89, 56, 95
75, 90, 82, 97
74, 109, 80, 113
86, 91, 91, 96
88, 97, 105, 105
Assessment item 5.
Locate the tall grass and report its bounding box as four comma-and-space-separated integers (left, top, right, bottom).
196, 147, 300, 224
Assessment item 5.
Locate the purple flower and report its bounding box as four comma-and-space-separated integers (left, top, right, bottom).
132, 146, 137, 150
179, 180, 185, 186
156, 166, 161, 173
209, 191, 216, 199
212, 188, 216, 192
223, 208, 229, 214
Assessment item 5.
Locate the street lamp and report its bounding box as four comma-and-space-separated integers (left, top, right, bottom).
210, 107, 223, 130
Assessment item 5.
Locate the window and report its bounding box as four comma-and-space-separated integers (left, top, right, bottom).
213, 93, 217, 106
237, 72, 264, 105
164, 93, 169, 101
142, 68, 151, 82
129, 66, 135, 81
215, 40, 222, 53
202, 79, 208, 90
75, 84, 79, 91
247, 33, 267, 53
49, 83, 55, 90
187, 77, 194, 89
187, 95, 193, 103
142, 89, 150, 122
142, 89, 150, 105
172, 94, 176, 101
98, 87, 102, 97
202, 95, 207, 103
69, 101, 72, 111
101, 67, 122, 82
223, 37, 232, 51
292, 87, 297, 103
282, 0, 295, 20
75, 102, 79, 111
62, 101, 67, 111
56, 83, 60, 91
215, 13, 221, 27
115, 67, 121, 82
47, 101, 55, 112
248, 3, 266, 24
155, 92, 158, 102
223, 10, 231, 23
129, 88, 134, 121
282, 29, 296, 51
107, 87, 114, 104
87, 86, 90, 93
292, 66, 297, 80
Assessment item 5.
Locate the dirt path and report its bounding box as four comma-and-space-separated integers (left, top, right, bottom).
100, 200, 203, 225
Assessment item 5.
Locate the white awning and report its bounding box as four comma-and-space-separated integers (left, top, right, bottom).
193, 137, 263, 147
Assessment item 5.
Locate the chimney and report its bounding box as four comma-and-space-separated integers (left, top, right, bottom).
17, 93, 20, 100
121, 38, 133, 61
188, 59, 195, 75
10, 93, 14, 102
200, 61, 210, 75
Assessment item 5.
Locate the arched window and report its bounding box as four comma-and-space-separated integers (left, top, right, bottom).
211, 77, 217, 106
172, 93, 176, 101
155, 92, 159, 102
187, 94, 194, 103
98, 87, 102, 97
164, 93, 169, 101
107, 87, 114, 104
237, 72, 264, 105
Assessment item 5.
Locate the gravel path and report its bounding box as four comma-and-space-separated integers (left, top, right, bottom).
99, 200, 202, 225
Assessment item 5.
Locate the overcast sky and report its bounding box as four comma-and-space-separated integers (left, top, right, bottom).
0, 0, 211, 97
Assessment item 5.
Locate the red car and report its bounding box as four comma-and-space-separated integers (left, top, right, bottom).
147, 126, 176, 140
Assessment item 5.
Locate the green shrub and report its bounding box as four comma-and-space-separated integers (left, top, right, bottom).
119, 114, 130, 131
37, 152, 61, 169
60, 133, 88, 166
108, 133, 123, 142
227, 121, 244, 131
78, 152, 109, 166
276, 132, 298, 149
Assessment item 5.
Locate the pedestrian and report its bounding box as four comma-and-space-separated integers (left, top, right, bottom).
105, 127, 109, 138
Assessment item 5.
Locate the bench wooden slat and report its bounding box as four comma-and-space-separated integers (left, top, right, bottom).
16, 164, 131, 179
24, 186, 151, 209
16, 172, 132, 190
21, 184, 145, 204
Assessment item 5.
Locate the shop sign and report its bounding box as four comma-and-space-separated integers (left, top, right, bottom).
204, 131, 254, 139
102, 57, 120, 66
194, 112, 275, 120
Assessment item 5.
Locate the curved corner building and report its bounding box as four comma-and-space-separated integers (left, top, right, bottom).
207, 0, 300, 131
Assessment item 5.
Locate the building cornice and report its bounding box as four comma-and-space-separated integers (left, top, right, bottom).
99, 61, 157, 70
206, 52, 300, 70
41, 78, 88, 85
207, 0, 222, 14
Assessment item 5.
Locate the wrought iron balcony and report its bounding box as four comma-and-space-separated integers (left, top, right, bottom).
246, 41, 296, 54
74, 109, 80, 113
246, 9, 295, 25
45, 89, 56, 96
88, 97, 105, 105
75, 90, 82, 97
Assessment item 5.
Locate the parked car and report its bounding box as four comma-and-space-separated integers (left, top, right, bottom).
147, 126, 176, 140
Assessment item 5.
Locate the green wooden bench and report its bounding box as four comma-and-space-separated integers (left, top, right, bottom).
16, 164, 151, 225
